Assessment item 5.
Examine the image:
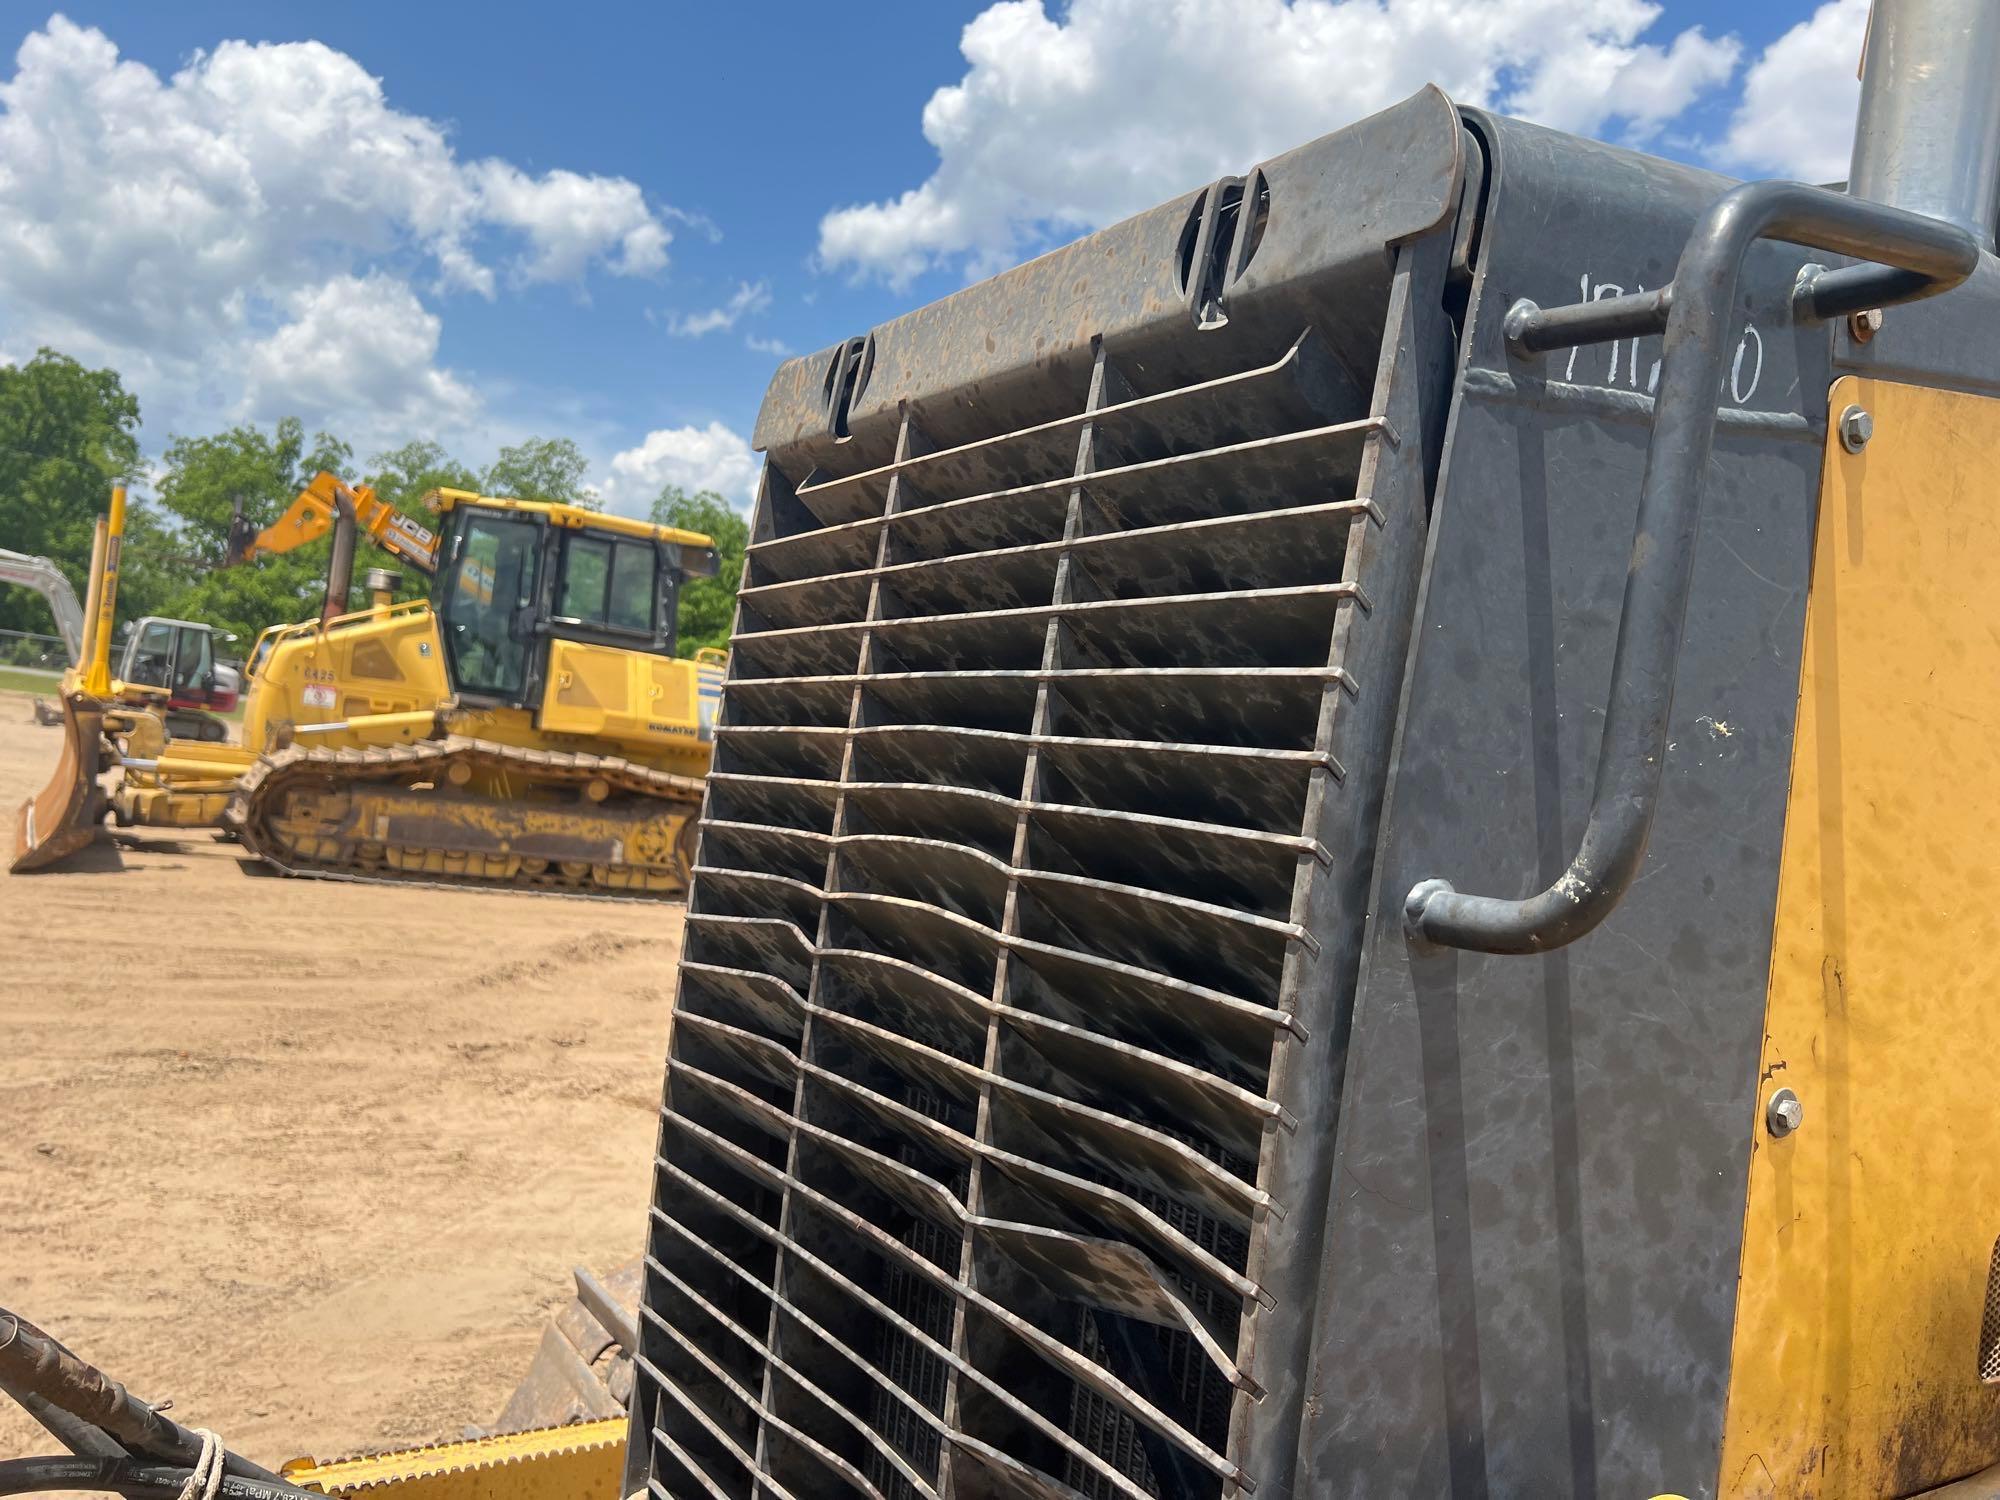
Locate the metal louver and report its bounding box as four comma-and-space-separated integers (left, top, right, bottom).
631, 90, 1463, 1500
1983, 1236, 2000, 1385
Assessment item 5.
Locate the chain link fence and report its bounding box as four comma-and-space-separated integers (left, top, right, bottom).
0, 628, 69, 671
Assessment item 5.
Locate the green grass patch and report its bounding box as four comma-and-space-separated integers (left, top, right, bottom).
0, 666, 62, 696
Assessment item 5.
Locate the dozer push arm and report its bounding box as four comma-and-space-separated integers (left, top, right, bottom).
0, 549, 86, 663
225, 471, 440, 576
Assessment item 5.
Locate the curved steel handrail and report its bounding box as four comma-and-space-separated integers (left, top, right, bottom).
1405, 180, 1978, 954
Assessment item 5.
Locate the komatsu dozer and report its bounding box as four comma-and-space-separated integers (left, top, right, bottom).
11, 1, 2000, 1496
11, 472, 726, 895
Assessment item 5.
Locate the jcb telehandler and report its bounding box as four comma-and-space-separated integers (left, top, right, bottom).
12, 472, 725, 895
7, 1, 2000, 1496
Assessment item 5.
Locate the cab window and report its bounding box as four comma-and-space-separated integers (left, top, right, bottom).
129, 621, 175, 688
609, 543, 655, 631
558, 533, 655, 635
442, 514, 539, 699
172, 626, 213, 693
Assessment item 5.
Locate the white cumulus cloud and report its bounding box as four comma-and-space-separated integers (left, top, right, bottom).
1719, 0, 1868, 183
0, 13, 682, 454
603, 422, 760, 515
818, 0, 1742, 285
240, 274, 478, 434
667, 281, 774, 338
468, 160, 670, 286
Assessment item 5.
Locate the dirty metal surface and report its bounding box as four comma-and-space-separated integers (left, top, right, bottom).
492, 1262, 641, 1435
751, 87, 1461, 468
10, 690, 109, 872
632, 91, 1461, 1500
1297, 112, 1831, 1497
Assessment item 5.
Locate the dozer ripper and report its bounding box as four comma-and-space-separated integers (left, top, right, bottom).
11, 1, 2000, 1496
12, 471, 726, 895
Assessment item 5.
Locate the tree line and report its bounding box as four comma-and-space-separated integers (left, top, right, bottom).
0, 348, 747, 659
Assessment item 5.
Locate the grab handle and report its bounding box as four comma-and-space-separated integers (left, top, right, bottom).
1405, 180, 1977, 954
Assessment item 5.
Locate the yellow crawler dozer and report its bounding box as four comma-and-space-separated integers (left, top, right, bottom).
12, 473, 725, 896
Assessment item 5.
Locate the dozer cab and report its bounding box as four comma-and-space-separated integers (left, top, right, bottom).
12, 471, 726, 895
10, 2, 2000, 1497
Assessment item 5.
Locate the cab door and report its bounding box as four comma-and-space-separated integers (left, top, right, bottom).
124, 620, 177, 692
170, 625, 217, 706
437, 511, 544, 704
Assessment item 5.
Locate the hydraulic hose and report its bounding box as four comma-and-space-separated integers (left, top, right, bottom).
0, 1457, 311, 1498
0, 1310, 287, 1486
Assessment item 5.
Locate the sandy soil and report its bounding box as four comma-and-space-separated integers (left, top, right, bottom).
0, 689, 679, 1472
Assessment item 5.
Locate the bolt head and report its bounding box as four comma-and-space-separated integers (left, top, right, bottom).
1838, 404, 1873, 453
1848, 307, 1884, 343
1767, 1087, 1803, 1138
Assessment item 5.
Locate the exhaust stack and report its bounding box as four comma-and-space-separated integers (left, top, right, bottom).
1849, 0, 2000, 250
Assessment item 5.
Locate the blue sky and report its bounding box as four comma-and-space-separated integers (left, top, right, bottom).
0, 1, 1861, 512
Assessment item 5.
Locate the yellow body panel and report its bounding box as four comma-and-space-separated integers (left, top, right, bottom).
1719, 378, 2000, 1497
537, 638, 711, 768
281, 1420, 623, 1497
117, 785, 233, 826
122, 601, 714, 828
244, 606, 713, 777
245, 601, 452, 746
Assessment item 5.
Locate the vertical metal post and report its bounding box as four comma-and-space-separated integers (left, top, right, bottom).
319, 490, 358, 626
80, 488, 125, 698
1849, 0, 2000, 250
74, 518, 107, 677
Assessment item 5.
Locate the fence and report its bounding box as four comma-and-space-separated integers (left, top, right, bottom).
0, 628, 69, 670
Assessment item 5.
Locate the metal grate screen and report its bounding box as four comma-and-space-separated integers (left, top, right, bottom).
1983, 1236, 2000, 1385
631, 260, 1431, 1496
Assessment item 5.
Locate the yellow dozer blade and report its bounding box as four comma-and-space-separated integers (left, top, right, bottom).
10, 689, 109, 872
14, 487, 128, 873
279, 1420, 625, 1497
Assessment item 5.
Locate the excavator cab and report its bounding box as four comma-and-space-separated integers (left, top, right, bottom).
115, 616, 238, 743
430, 492, 717, 710
118, 618, 239, 713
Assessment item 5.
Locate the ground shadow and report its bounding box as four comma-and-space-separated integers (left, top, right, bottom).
18, 834, 128, 874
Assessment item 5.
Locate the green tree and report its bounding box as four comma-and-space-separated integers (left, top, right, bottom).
484, 436, 598, 510
360, 440, 480, 608
151, 418, 355, 642
113, 502, 190, 628
365, 439, 481, 515
0, 349, 143, 641
650, 486, 746, 653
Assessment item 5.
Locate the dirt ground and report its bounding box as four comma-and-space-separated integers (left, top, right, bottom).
0, 689, 680, 1472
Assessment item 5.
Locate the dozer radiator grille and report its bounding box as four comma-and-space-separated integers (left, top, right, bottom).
634, 255, 1440, 1496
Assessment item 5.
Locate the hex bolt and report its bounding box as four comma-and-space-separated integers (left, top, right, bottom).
1838, 405, 1873, 453
1848, 307, 1883, 343
1766, 1086, 1803, 1139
